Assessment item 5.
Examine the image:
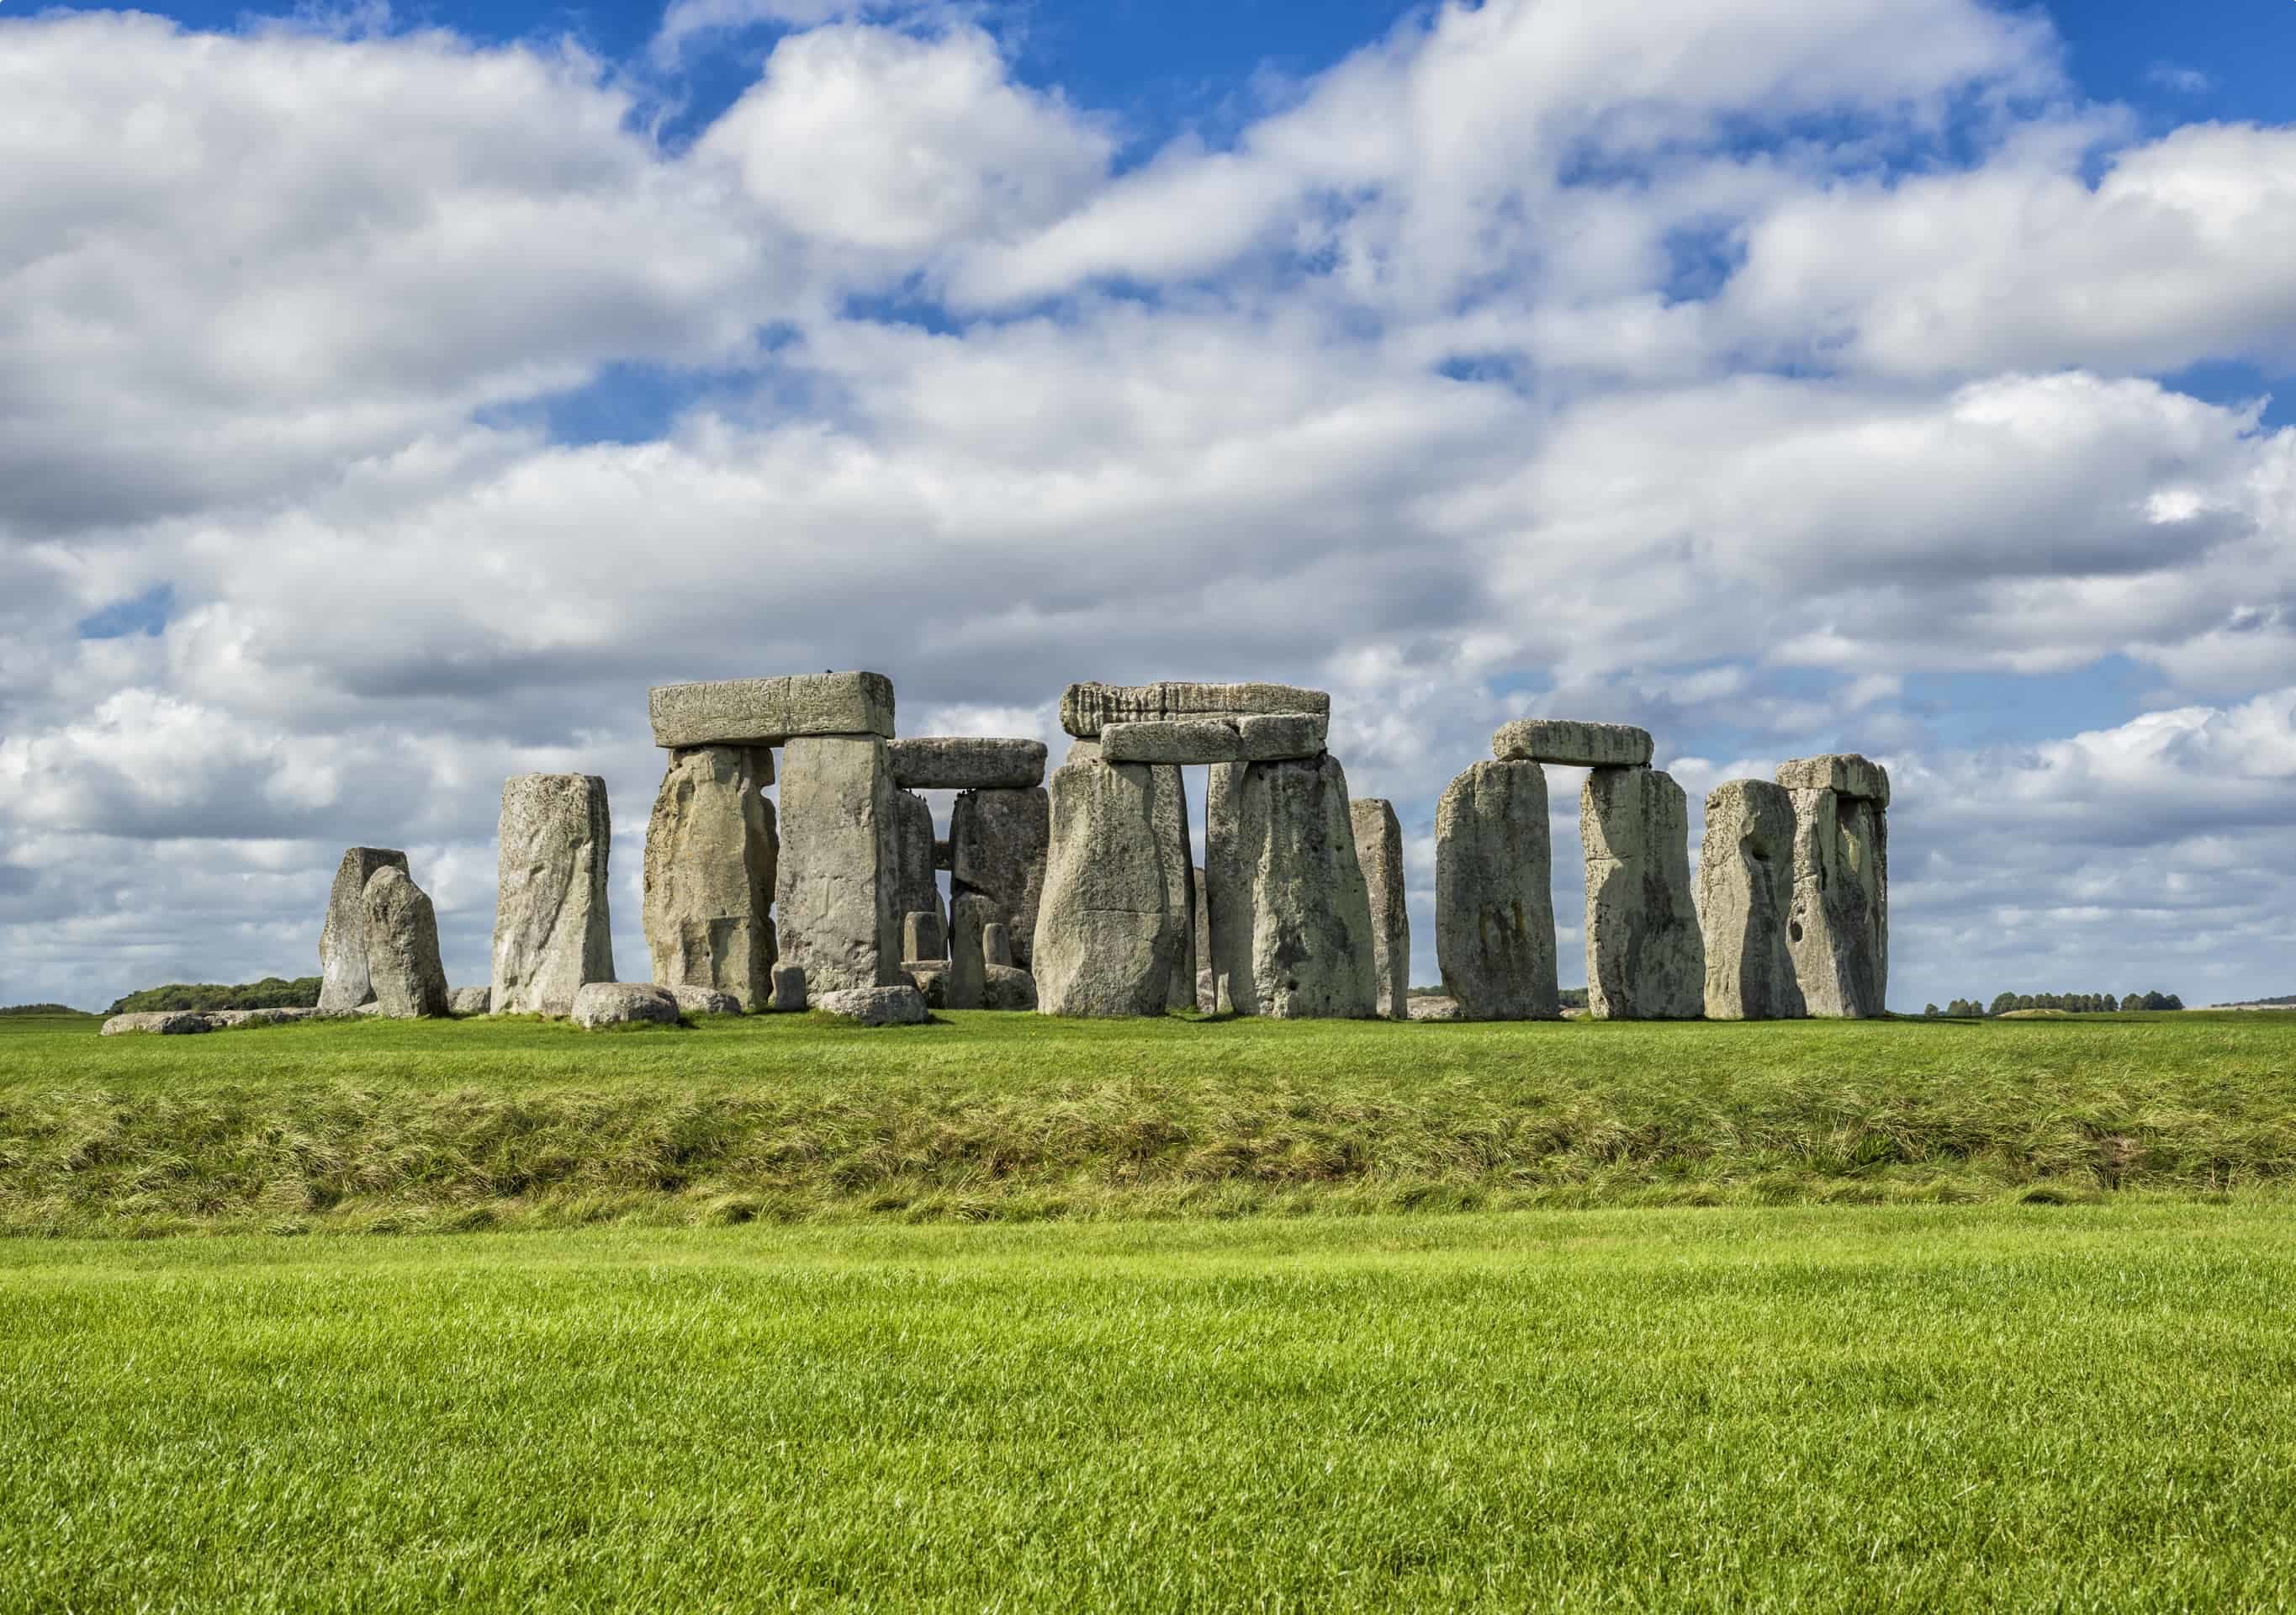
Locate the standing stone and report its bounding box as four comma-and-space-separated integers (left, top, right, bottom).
903, 910, 946, 963
1781, 757, 1890, 1018
1434, 761, 1558, 1020
362, 866, 450, 1019
317, 847, 408, 1012
949, 893, 991, 1010
1034, 760, 1186, 1016
775, 735, 902, 995
886, 788, 944, 956
1150, 765, 1197, 1011
1193, 866, 1214, 1011
1700, 781, 1806, 1021
766, 963, 807, 1014
643, 746, 777, 1010
1349, 797, 1410, 1019
1209, 755, 1377, 1019
1581, 767, 1705, 1020
981, 921, 1013, 968
950, 786, 1050, 972
492, 774, 614, 1017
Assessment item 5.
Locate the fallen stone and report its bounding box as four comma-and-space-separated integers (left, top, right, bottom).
571, 982, 680, 1030
948, 893, 990, 1009
903, 909, 946, 963
1061, 681, 1331, 739
353, 1002, 386, 1018
982, 921, 1013, 968
1776, 753, 1891, 807
1406, 996, 1465, 1022
1209, 755, 1376, 1019
492, 773, 616, 1018
1034, 760, 1188, 1016
648, 672, 895, 749
363, 866, 452, 1019
240, 1007, 320, 1027
101, 1011, 214, 1035
317, 846, 408, 1012
1785, 783, 1890, 1018
1350, 797, 1410, 1019
817, 984, 929, 1025
1149, 765, 1197, 1011
1699, 781, 1806, 1021
1492, 719, 1653, 769
766, 964, 807, 1014
1581, 767, 1704, 1020
1434, 761, 1559, 1019
950, 786, 1050, 972
665, 984, 743, 1017
887, 737, 1047, 791
886, 788, 944, 957
775, 736, 902, 995
447, 986, 493, 1017
643, 745, 777, 1010
984, 963, 1039, 1012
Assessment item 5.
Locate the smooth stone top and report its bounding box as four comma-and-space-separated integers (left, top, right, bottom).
1492, 718, 1653, 769
649, 673, 894, 749
886, 736, 1047, 790
1061, 680, 1331, 739
1100, 712, 1328, 765
1776, 753, 1891, 807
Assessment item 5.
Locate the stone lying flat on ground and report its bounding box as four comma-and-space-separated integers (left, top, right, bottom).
1350, 797, 1410, 1019
886, 737, 1047, 791
1209, 755, 1376, 1019
102, 1011, 215, 1035
664, 984, 743, 1016
318, 846, 409, 1012
1491, 719, 1653, 769
1098, 712, 1330, 765
984, 963, 1038, 1012
775, 736, 902, 995
643, 745, 778, 1010
1406, 996, 1464, 1022
1776, 753, 1891, 806
1434, 760, 1559, 1019
493, 773, 616, 1017
648, 672, 895, 749
1581, 767, 1704, 1020
363, 866, 452, 1019
572, 982, 680, 1029
950, 786, 1050, 972
1034, 760, 1188, 1016
817, 984, 929, 1025
448, 986, 492, 1017
1699, 781, 1805, 1021
766, 964, 807, 1014
1061, 681, 1331, 739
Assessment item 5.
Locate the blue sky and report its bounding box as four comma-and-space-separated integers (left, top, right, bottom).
4, 0, 2296, 1011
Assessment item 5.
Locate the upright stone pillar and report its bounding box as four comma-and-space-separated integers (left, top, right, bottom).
949, 893, 991, 1010
1192, 866, 1213, 1011
643, 746, 778, 1009
950, 786, 1049, 972
1350, 797, 1409, 1019
492, 773, 615, 1016
1699, 780, 1805, 1021
1209, 755, 1376, 1019
1034, 759, 1186, 1016
886, 787, 944, 959
1779, 755, 1890, 1018
362, 866, 451, 1019
1150, 765, 1197, 1011
318, 846, 408, 1012
1434, 761, 1558, 1019
1204, 762, 1248, 1014
1582, 767, 1704, 1019
775, 735, 902, 995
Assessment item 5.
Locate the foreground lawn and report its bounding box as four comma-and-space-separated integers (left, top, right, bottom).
4, 1204, 2293, 1610
3, 1010, 2294, 1233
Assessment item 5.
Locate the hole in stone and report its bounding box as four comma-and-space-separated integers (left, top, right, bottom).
1789, 920, 1803, 944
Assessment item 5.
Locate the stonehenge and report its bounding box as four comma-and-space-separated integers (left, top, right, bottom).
772, 735, 902, 994
1699, 781, 1805, 1021
1350, 798, 1409, 1019
1580, 765, 1703, 1019
318, 847, 408, 1011
1434, 760, 1558, 1019
1780, 754, 1890, 1018
362, 866, 451, 1019
492, 773, 616, 1017
643, 745, 777, 1009
1034, 754, 1188, 1016
1209, 754, 1377, 1019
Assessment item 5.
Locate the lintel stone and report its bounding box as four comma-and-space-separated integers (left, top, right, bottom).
1101, 712, 1328, 765
887, 736, 1046, 791
1492, 718, 1653, 769
649, 672, 894, 749
1061, 680, 1331, 739
1776, 753, 1890, 807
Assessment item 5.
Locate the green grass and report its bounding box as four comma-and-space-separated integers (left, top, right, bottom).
3, 1010, 2294, 1235
6, 1203, 2296, 1610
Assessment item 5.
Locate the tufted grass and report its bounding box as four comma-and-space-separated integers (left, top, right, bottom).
3, 1009, 2293, 1236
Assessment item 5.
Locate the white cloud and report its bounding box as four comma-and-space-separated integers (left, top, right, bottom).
2146, 61, 2213, 96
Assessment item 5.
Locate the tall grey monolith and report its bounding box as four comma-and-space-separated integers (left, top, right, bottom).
362, 865, 450, 1019
643, 746, 778, 1009
1582, 766, 1704, 1019
1193, 865, 1214, 1011
318, 846, 408, 1012
1150, 765, 1197, 1011
1434, 761, 1558, 1019
1780, 755, 1889, 1017
1207, 755, 1376, 1019
950, 786, 1049, 972
1034, 760, 1186, 1016
886, 786, 944, 958
1700, 780, 1805, 1020
1349, 797, 1409, 1019
775, 735, 902, 995
492, 773, 615, 1016
949, 893, 991, 1010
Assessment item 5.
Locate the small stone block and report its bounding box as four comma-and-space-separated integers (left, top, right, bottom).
766, 964, 807, 1014
664, 984, 743, 1016
903, 910, 946, 961
571, 982, 680, 1029
817, 984, 929, 1025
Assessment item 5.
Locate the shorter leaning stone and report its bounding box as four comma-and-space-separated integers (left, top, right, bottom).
363, 866, 451, 1019
887, 737, 1047, 791
1492, 719, 1653, 768
817, 985, 929, 1025
572, 982, 681, 1029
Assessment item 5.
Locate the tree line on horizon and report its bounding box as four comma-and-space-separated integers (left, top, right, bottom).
1923, 991, 2185, 1017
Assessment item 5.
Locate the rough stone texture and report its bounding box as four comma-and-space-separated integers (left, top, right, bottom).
984, 963, 1039, 1012
950, 786, 1049, 972
571, 982, 680, 1029
1204, 765, 1247, 1014
1206, 755, 1376, 1019
982, 922, 1013, 968
1350, 797, 1410, 1019
1236, 712, 1329, 760
362, 866, 451, 1019
1064, 738, 1102, 766
317, 846, 408, 1012
1193, 867, 1214, 1011
649, 672, 893, 749
1699, 781, 1806, 1021
934, 838, 952, 871
887, 737, 1047, 791
1034, 760, 1187, 1017
1785, 785, 1890, 1018
1101, 719, 1245, 765
643, 746, 777, 1010
1581, 767, 1705, 1021
886, 788, 944, 958
447, 986, 492, 1017
665, 984, 743, 1016
492, 774, 616, 1018
766, 964, 807, 1014
817, 984, 929, 1025
903, 909, 947, 963
1406, 996, 1465, 1022
775, 736, 902, 996
1061, 681, 1331, 739
1776, 753, 1891, 808
1150, 765, 1197, 1011
1492, 719, 1653, 769
1197, 966, 1215, 1013
1433, 761, 1558, 1020
238, 1007, 319, 1027
905, 965, 948, 1009
948, 893, 990, 1010
102, 1012, 214, 1035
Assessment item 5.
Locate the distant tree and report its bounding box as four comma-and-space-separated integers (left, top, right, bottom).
1990, 992, 2018, 1016
1923, 1003, 1940, 1017
2163, 993, 2184, 1011
0, 1003, 85, 1017
2121, 993, 2144, 1012
106, 977, 321, 1015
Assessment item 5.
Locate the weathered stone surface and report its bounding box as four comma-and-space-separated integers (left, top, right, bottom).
1699, 781, 1806, 1021
1434, 761, 1558, 1019
817, 984, 929, 1025
1102, 719, 1243, 765
903, 909, 946, 962
318, 846, 408, 1012
572, 982, 680, 1029
1150, 765, 1197, 1011
1207, 755, 1377, 1019
1061, 681, 1331, 739
1064, 738, 1102, 766
1204, 765, 1247, 1014
448, 986, 492, 1017
1034, 760, 1188, 1017
934, 838, 952, 871
492, 774, 615, 1017
905, 965, 948, 1009
984, 963, 1039, 1012
101, 1011, 214, 1035
1235, 712, 1328, 760
1776, 753, 1891, 807
1582, 767, 1704, 1020
1193, 867, 1214, 1011
1350, 797, 1409, 1019
948, 893, 990, 1010
1406, 995, 1465, 1022
982, 921, 1013, 968
666, 984, 743, 1016
886, 788, 944, 958
950, 786, 1049, 972
766, 964, 807, 1014
1785, 785, 1889, 1018
775, 736, 902, 995
1492, 719, 1653, 769
240, 1007, 320, 1027
643, 746, 777, 1010
649, 672, 894, 749
362, 866, 451, 1019
886, 737, 1046, 791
